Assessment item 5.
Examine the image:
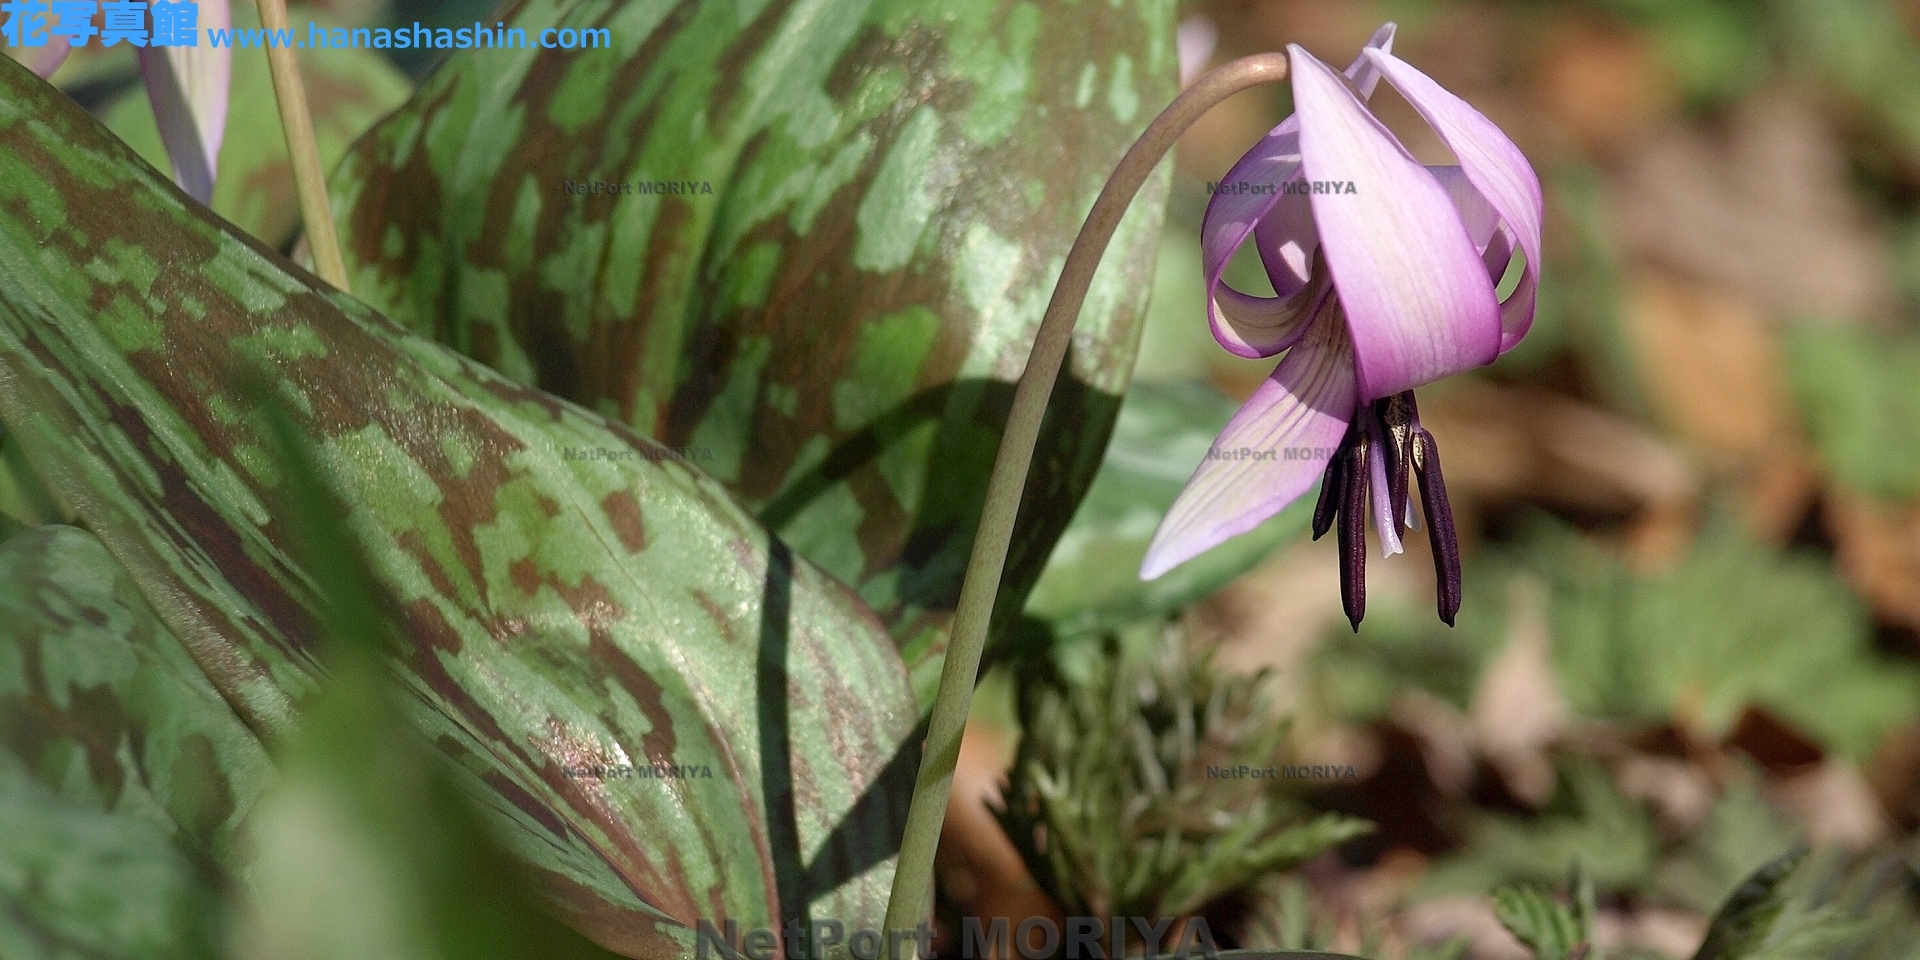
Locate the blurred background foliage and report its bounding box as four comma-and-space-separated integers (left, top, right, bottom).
10, 0, 1920, 957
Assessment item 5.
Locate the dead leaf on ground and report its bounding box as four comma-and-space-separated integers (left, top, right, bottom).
1532, 13, 1680, 156
1471, 576, 1566, 806
1767, 759, 1895, 848
1608, 87, 1896, 323
1422, 380, 1699, 566
1828, 491, 1920, 630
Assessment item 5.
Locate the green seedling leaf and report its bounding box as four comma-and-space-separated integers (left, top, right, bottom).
1491, 883, 1586, 960
1421, 757, 1660, 898
330, 0, 1180, 673
999, 621, 1371, 920
1025, 380, 1313, 642
0, 57, 918, 952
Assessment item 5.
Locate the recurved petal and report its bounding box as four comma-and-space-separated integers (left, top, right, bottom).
1366, 49, 1543, 354
1199, 24, 1397, 358
137, 0, 232, 206
1290, 45, 1500, 401
1141, 307, 1358, 580
1212, 252, 1333, 359
1428, 164, 1517, 282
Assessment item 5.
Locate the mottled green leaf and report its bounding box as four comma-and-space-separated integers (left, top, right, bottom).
1025, 380, 1312, 641
232, 403, 624, 960
0, 524, 262, 960
0, 524, 272, 865
329, 0, 1180, 683
0, 58, 917, 954
0, 769, 227, 960
100, 8, 414, 250
1784, 325, 1920, 501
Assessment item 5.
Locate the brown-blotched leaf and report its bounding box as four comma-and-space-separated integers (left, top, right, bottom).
330, 0, 1180, 692
0, 57, 917, 957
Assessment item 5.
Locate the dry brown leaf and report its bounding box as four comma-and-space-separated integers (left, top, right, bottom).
1608, 88, 1896, 322
1767, 760, 1894, 848
1390, 690, 1476, 797
1624, 270, 1795, 459
1828, 491, 1920, 630
935, 721, 1063, 957
1532, 15, 1680, 155
1614, 752, 1718, 832
1593, 906, 1711, 960
1422, 380, 1699, 565
1470, 576, 1566, 806
1401, 896, 1533, 960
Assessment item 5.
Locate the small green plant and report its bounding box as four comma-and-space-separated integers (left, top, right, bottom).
995, 619, 1372, 922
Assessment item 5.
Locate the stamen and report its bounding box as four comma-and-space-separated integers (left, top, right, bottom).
1339, 427, 1369, 632
1414, 427, 1461, 626
1312, 420, 1356, 540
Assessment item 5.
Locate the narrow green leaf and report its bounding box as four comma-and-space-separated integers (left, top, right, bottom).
329, 0, 1180, 672
0, 57, 918, 948
1692, 849, 1809, 960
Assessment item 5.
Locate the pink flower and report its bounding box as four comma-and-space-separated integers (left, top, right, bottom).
1141, 24, 1543, 630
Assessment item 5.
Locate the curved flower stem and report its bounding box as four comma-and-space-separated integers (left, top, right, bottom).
254, 0, 351, 293
880, 52, 1291, 950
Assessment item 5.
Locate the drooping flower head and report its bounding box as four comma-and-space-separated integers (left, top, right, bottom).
1140, 24, 1543, 630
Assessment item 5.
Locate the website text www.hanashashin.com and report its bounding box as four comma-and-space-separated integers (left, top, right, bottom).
2, 1, 609, 50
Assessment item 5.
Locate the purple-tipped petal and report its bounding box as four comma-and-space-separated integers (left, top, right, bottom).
1141, 307, 1359, 580
138, 0, 232, 206
1365, 49, 1543, 354
22, 38, 73, 80
1199, 24, 1397, 358
1289, 45, 1501, 402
